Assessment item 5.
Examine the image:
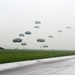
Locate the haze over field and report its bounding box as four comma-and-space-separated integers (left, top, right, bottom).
0, 0, 75, 50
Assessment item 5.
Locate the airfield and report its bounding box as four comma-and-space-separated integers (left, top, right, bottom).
0, 50, 75, 75
0, 55, 75, 75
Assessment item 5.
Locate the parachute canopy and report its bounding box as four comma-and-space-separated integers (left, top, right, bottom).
43, 45, 48, 48
34, 26, 39, 28
19, 33, 24, 37
21, 43, 27, 46
66, 26, 72, 29
48, 35, 53, 38
37, 38, 45, 42
25, 31, 31, 35
35, 21, 41, 24
13, 38, 22, 42
58, 30, 62, 32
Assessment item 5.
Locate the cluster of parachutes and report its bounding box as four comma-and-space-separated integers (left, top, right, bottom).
12, 21, 48, 49
12, 21, 72, 50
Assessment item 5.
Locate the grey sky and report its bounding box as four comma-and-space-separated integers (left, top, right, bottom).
0, 0, 75, 50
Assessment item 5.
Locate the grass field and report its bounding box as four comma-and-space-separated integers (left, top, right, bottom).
0, 49, 75, 63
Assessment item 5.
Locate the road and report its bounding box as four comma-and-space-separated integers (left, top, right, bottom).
0, 57, 75, 75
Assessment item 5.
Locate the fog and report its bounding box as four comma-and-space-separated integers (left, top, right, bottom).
0, 0, 75, 50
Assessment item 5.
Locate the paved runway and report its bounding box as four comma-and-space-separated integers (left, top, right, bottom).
0, 57, 75, 75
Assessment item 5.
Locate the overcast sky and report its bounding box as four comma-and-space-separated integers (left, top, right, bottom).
0, 0, 75, 50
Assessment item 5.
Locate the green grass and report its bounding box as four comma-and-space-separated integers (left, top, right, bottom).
0, 49, 75, 63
